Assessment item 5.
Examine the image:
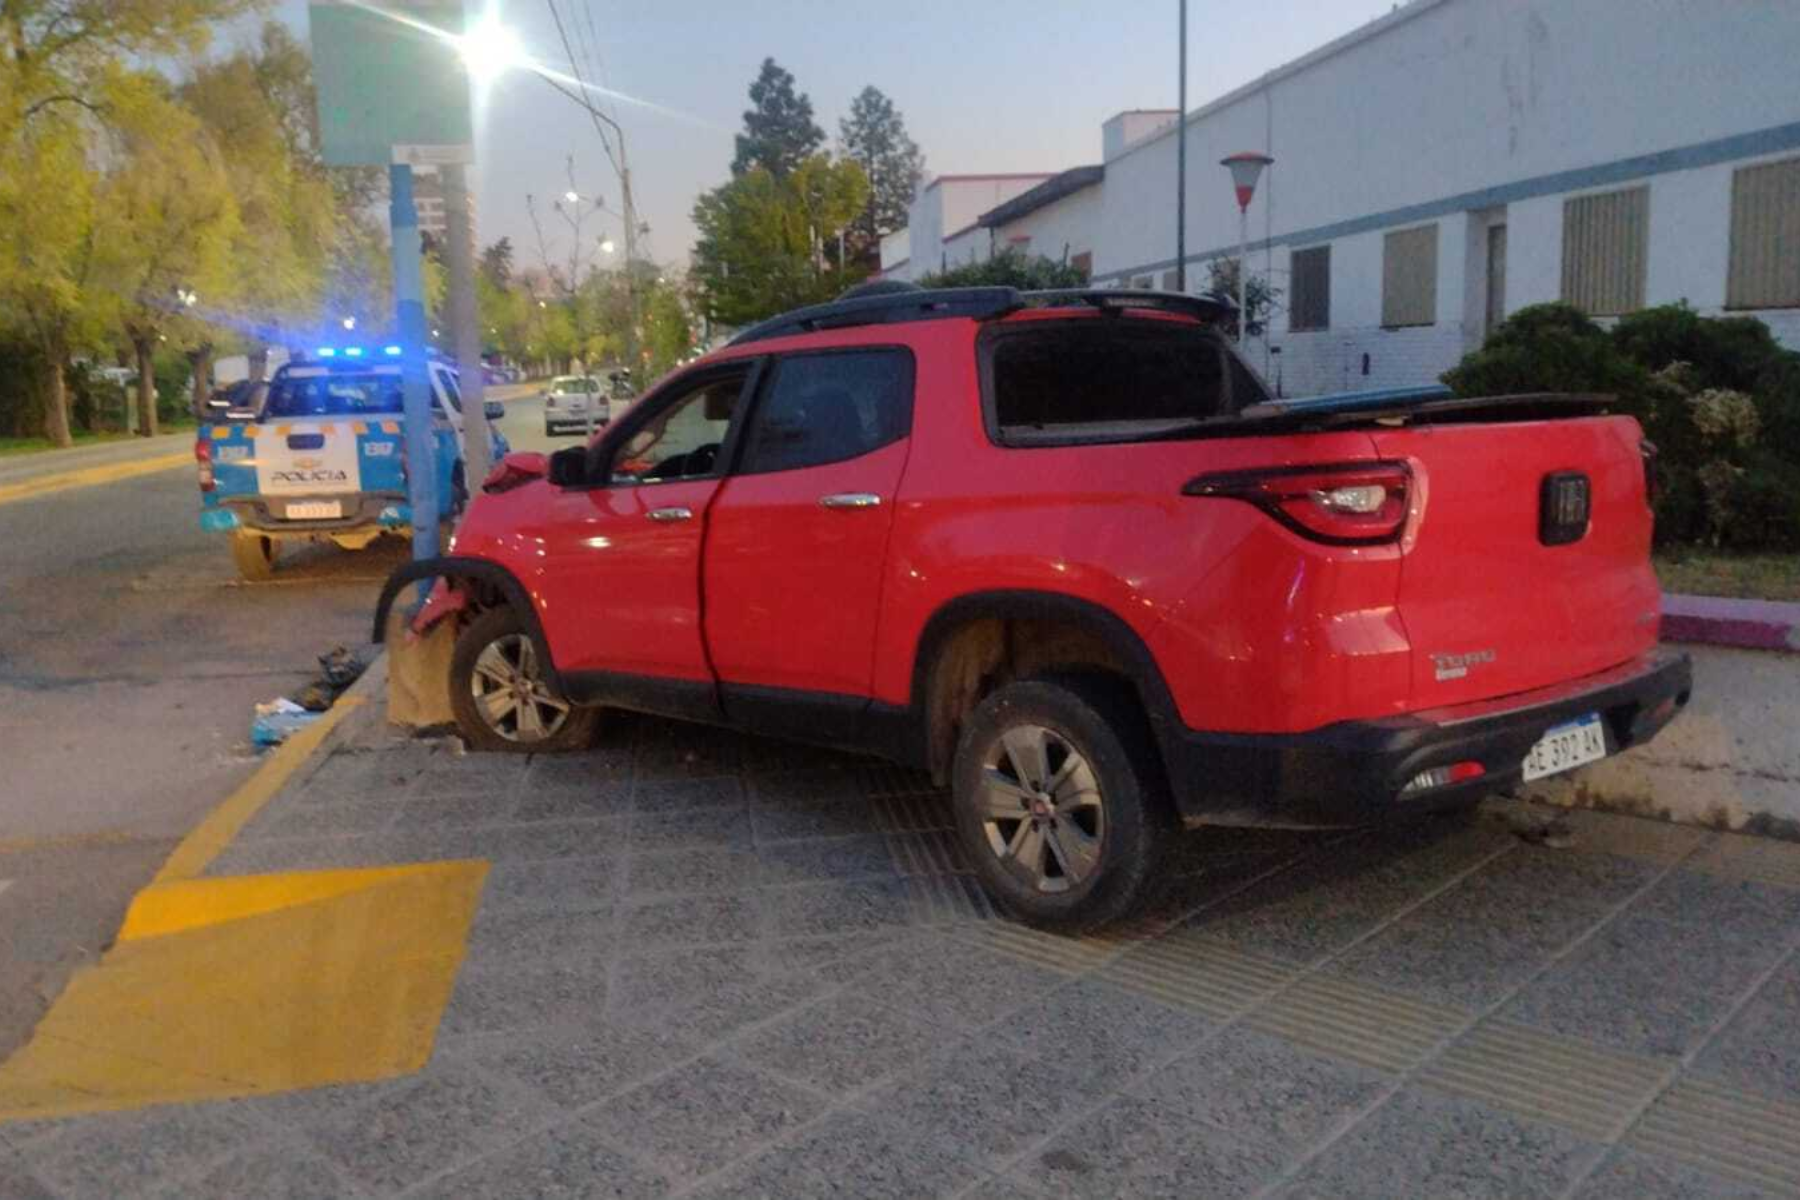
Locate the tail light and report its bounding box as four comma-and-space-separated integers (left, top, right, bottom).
1640, 439, 1659, 506
1183, 461, 1411, 545
195, 438, 214, 492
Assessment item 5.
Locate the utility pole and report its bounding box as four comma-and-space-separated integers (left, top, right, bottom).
1176, 0, 1188, 293
389, 165, 440, 564
441, 163, 491, 494
618, 138, 639, 385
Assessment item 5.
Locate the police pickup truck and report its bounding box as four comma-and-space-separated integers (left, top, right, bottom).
195, 349, 508, 579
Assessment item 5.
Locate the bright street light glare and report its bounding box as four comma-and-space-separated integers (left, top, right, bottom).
563, 190, 580, 204
342, 316, 356, 330
599, 238, 616, 254
459, 14, 527, 86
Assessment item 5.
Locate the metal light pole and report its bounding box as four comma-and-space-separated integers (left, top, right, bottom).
1220, 152, 1274, 345
1175, 0, 1187, 293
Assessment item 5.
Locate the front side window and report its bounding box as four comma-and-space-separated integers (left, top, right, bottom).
738, 350, 913, 475
608, 374, 744, 484
434, 368, 462, 412
984, 319, 1248, 446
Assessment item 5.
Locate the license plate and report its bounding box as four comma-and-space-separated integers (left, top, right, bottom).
284, 500, 342, 520
1522, 714, 1607, 781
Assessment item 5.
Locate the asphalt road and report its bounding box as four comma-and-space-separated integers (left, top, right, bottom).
0, 381, 554, 1058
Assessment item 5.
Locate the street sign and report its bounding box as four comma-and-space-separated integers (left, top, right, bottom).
310, 1, 473, 168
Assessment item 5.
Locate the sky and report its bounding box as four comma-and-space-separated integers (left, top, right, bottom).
268, 0, 1400, 274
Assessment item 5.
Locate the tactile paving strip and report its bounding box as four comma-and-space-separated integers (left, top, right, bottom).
870, 793, 953, 834
1246, 971, 1466, 1073
886, 829, 971, 878
906, 875, 995, 924
1416, 1018, 1669, 1140
963, 921, 1124, 976
1628, 1076, 1800, 1193
1101, 929, 1298, 1020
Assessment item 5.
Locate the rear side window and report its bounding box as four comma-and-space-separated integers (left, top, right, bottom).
738, 349, 913, 474
983, 320, 1254, 445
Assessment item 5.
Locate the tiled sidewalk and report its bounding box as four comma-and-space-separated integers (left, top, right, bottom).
3, 709, 1798, 1199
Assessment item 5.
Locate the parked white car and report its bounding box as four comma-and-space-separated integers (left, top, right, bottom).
542, 375, 608, 436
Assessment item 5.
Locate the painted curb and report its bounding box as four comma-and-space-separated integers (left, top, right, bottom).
1663, 593, 1800, 655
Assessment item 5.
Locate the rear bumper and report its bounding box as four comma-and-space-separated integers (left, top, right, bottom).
209, 493, 406, 535
1166, 649, 1693, 827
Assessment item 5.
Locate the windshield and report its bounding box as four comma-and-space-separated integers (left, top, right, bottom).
261, 371, 403, 419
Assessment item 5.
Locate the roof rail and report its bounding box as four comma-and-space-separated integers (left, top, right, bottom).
724, 285, 1237, 347
727, 287, 1021, 346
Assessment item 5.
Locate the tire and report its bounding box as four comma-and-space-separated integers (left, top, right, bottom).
951, 673, 1174, 932
230, 532, 277, 581
449, 607, 602, 753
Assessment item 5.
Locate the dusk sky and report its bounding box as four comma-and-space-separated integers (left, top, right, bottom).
269, 1, 1399, 273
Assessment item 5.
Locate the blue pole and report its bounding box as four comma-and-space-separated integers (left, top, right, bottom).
389, 163, 440, 565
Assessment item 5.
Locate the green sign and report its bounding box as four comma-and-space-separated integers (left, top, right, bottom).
309, 1, 473, 167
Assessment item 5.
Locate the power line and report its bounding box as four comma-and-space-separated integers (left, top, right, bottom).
544, 0, 622, 181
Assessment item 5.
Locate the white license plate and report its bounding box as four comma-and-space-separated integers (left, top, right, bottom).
1522, 714, 1607, 781
284, 500, 343, 520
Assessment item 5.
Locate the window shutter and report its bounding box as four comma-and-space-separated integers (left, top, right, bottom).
1728, 157, 1800, 310
1289, 246, 1331, 331
1561, 188, 1648, 316
1381, 225, 1439, 327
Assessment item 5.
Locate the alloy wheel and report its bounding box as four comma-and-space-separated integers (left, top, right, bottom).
468, 633, 571, 743
976, 724, 1105, 894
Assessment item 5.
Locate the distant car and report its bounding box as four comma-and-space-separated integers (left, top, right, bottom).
543, 375, 608, 436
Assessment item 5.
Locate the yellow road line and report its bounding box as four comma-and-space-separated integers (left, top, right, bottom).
152, 696, 363, 885
0, 452, 189, 507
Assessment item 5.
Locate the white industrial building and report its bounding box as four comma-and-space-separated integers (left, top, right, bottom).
884, 0, 1800, 397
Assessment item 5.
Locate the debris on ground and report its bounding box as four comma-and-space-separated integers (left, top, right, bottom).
1507, 810, 1578, 849
251, 698, 320, 747
250, 644, 377, 747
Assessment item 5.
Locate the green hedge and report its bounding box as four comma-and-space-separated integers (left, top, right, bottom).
1444, 303, 1800, 552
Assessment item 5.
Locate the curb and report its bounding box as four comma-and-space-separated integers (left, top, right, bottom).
150, 651, 388, 885
1663, 593, 1800, 655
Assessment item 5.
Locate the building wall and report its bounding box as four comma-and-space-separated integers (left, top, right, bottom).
992, 185, 1103, 271
899, 175, 1051, 279
1092, 0, 1800, 395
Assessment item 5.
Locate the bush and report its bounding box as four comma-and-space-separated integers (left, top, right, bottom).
1445, 302, 1800, 553
916, 246, 1088, 290
1442, 303, 1647, 404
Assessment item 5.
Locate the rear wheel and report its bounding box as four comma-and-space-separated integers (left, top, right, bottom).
449, 607, 601, 752
951, 674, 1172, 931
230, 532, 277, 581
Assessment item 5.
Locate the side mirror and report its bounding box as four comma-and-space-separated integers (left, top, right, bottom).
483, 399, 505, 420
546, 445, 590, 488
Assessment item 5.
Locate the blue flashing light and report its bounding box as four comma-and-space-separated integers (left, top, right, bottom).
315, 347, 336, 358
344, 346, 364, 358
384, 345, 403, 356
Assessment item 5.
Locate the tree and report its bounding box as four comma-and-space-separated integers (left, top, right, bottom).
0, 117, 104, 446
838, 86, 923, 264
93, 78, 240, 436
480, 237, 515, 290
731, 58, 823, 180
1204, 258, 1279, 340
692, 155, 869, 327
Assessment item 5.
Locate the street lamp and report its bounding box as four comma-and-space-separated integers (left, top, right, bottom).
458, 13, 526, 87
1220, 152, 1274, 346
342, 315, 357, 331
599, 238, 616, 255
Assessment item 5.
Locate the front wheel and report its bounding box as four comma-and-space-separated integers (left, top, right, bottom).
951, 674, 1173, 932
449, 607, 602, 752
230, 532, 277, 581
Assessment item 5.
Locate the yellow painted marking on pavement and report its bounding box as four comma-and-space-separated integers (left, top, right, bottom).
151, 696, 363, 885
0, 453, 189, 508
119, 863, 442, 941
0, 860, 488, 1122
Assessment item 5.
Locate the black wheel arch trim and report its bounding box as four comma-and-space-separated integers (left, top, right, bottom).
906, 589, 1186, 784
371, 555, 562, 691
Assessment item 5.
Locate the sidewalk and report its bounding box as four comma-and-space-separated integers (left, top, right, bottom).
1, 681, 1797, 1198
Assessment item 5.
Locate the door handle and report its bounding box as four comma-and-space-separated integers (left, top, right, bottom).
647, 506, 693, 522
819, 493, 882, 510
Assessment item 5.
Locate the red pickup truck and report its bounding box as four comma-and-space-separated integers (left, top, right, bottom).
375, 285, 1691, 929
